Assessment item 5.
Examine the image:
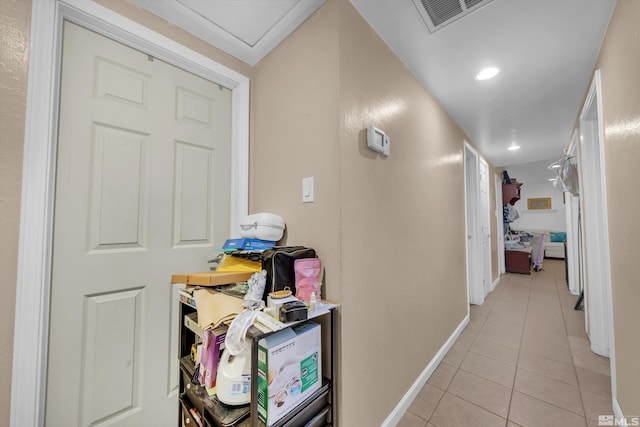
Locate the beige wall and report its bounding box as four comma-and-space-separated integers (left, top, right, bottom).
250, 1, 342, 298
592, 0, 640, 415
253, 1, 475, 423
0, 0, 31, 426
338, 2, 468, 423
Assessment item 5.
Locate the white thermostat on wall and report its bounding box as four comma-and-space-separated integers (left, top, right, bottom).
367, 126, 390, 157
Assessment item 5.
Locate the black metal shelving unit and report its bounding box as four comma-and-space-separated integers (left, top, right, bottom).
177, 290, 338, 427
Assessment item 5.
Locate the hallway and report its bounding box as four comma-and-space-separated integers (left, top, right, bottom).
399, 260, 612, 427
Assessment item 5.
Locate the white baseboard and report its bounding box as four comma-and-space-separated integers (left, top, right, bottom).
611, 399, 624, 418
380, 314, 470, 427
491, 276, 500, 292
613, 397, 624, 420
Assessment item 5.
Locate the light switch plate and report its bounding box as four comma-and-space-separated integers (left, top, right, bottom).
302, 177, 314, 203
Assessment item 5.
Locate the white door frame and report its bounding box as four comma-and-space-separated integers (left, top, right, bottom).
479, 158, 492, 296
11, 1, 249, 426
564, 131, 581, 296
494, 173, 506, 275
464, 142, 484, 305
578, 68, 618, 418
578, 70, 614, 358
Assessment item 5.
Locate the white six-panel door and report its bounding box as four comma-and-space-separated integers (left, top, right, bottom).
46, 21, 232, 426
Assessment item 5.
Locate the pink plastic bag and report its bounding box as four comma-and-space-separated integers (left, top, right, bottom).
294, 258, 322, 302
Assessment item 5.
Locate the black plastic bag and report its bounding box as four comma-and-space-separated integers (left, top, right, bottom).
261, 246, 316, 300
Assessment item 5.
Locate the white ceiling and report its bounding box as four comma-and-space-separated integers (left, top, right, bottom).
133, 0, 616, 167
131, 0, 325, 65
351, 0, 616, 166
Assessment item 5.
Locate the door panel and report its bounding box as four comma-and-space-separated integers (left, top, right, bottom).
173, 142, 215, 246
89, 124, 148, 251
479, 159, 491, 296
95, 57, 150, 107
46, 21, 232, 427
81, 288, 145, 425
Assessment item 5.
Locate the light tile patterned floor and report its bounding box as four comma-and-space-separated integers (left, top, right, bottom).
398, 259, 612, 427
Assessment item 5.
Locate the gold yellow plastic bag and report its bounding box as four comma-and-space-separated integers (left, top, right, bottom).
216, 254, 261, 272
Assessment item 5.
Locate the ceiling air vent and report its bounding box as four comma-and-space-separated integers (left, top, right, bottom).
412, 0, 496, 33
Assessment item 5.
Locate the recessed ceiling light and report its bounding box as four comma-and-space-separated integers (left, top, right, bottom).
476, 67, 500, 81
548, 178, 556, 181
507, 143, 520, 151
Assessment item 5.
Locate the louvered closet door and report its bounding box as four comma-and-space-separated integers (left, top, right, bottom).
46, 21, 232, 427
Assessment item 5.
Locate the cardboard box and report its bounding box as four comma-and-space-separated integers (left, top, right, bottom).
171, 271, 254, 287
198, 326, 226, 390
257, 323, 321, 426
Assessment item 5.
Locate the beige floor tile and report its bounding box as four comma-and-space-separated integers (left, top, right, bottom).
527, 295, 561, 306
559, 294, 578, 307
586, 419, 600, 427
401, 265, 612, 427
458, 323, 483, 342
565, 323, 587, 339
520, 336, 573, 364
408, 383, 444, 421
471, 305, 491, 320
514, 368, 584, 416
442, 341, 468, 368
526, 303, 562, 315
524, 315, 565, 332
427, 362, 457, 390
455, 330, 478, 351
581, 389, 613, 422
493, 294, 523, 308
526, 305, 564, 321
517, 350, 578, 385
460, 351, 516, 388
491, 304, 528, 317
564, 306, 587, 321
429, 392, 507, 427
465, 321, 484, 334
497, 291, 530, 301
470, 336, 519, 366
527, 288, 559, 297
470, 316, 488, 327
568, 336, 591, 350
501, 283, 530, 292
398, 410, 427, 427
523, 324, 570, 349
576, 367, 612, 399
499, 292, 528, 301
480, 322, 524, 342
447, 369, 512, 418
571, 347, 611, 377
527, 302, 561, 314
477, 325, 522, 349
509, 391, 587, 427
484, 315, 525, 331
